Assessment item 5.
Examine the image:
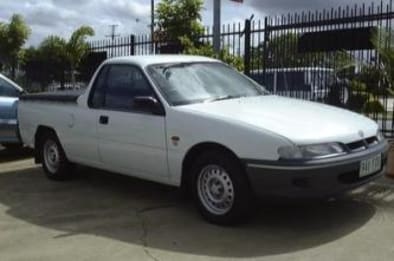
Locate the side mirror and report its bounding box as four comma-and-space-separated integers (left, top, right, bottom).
133, 96, 165, 116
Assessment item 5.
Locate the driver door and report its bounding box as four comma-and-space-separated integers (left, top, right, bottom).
92, 64, 168, 179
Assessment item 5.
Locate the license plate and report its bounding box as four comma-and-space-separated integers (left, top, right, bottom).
359, 154, 382, 178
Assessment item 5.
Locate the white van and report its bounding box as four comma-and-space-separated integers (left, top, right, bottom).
250, 67, 349, 103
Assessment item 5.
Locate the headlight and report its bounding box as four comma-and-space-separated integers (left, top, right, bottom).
278, 143, 345, 160
277, 146, 303, 159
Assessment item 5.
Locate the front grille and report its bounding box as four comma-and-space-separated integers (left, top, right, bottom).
347, 140, 367, 152
345, 136, 379, 153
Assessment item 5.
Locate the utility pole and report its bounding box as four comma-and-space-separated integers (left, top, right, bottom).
213, 0, 221, 55
151, 0, 155, 54
106, 24, 120, 58
214, 1, 243, 55
106, 24, 120, 41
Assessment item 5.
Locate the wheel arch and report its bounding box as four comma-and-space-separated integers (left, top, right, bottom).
34, 125, 58, 163
180, 142, 243, 190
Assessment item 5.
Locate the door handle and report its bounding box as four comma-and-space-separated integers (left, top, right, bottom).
99, 115, 109, 125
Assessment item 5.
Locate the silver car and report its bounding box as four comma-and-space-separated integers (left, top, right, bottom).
0, 73, 24, 149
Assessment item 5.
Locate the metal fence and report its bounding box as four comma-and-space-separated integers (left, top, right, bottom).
246, 1, 394, 138
84, 0, 394, 136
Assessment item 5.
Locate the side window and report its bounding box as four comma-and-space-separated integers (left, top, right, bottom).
104, 65, 155, 112
0, 78, 19, 97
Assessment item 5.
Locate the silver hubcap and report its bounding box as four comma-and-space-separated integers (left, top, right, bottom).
197, 165, 234, 215
43, 139, 60, 174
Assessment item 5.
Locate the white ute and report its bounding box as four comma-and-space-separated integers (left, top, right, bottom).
18, 55, 389, 225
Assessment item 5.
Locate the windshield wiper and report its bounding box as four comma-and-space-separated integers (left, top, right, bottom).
162, 63, 193, 73
205, 95, 246, 103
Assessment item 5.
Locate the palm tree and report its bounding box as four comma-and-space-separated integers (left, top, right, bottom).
66, 26, 95, 88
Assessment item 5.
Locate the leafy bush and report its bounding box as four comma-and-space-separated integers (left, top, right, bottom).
180, 36, 244, 71
347, 80, 385, 113
346, 94, 368, 112
363, 100, 385, 114
350, 79, 367, 93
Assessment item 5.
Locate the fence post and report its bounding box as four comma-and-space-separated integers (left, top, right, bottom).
244, 19, 251, 76
130, 35, 135, 56
262, 17, 269, 85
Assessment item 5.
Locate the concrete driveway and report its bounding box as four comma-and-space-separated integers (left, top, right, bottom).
0, 147, 394, 261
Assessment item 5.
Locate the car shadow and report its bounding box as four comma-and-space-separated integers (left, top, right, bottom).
0, 147, 33, 163
0, 165, 378, 258
351, 178, 394, 206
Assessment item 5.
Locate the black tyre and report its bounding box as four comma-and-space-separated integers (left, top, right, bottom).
39, 131, 74, 181
191, 150, 253, 225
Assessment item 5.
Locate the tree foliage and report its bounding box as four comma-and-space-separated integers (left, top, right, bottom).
66, 26, 95, 87
66, 26, 95, 71
180, 37, 244, 71
23, 26, 94, 90
155, 0, 204, 44
341, 30, 394, 113
0, 14, 31, 79
155, 0, 243, 71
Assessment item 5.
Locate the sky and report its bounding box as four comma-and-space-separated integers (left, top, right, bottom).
0, 0, 383, 46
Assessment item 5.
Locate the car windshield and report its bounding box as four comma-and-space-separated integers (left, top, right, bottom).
147, 62, 268, 106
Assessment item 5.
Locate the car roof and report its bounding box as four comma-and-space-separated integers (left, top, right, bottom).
104, 55, 220, 67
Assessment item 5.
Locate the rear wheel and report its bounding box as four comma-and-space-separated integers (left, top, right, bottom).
191, 150, 253, 225
40, 132, 74, 181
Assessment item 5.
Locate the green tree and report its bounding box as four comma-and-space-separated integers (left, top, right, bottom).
155, 0, 204, 45
155, 0, 243, 70
341, 30, 393, 114
22, 37, 69, 91
40, 36, 69, 89
181, 36, 244, 71
23, 26, 94, 90
0, 14, 31, 79
21, 47, 46, 91
66, 26, 94, 88
251, 33, 304, 69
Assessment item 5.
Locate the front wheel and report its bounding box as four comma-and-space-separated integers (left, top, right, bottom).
191, 151, 253, 225
40, 132, 74, 181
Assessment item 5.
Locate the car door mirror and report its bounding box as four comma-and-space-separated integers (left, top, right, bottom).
133, 96, 165, 116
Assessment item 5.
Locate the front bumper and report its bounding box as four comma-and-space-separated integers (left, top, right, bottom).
244, 141, 389, 199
